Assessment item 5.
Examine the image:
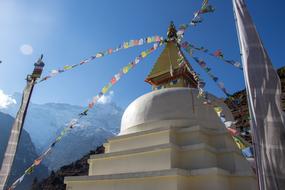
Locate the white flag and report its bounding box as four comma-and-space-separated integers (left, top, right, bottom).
0, 80, 35, 190
233, 0, 285, 189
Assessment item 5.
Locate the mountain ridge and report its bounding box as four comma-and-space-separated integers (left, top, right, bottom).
1, 98, 123, 171
0, 112, 49, 190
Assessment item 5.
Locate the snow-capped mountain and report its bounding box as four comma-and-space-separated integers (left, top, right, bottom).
1, 93, 124, 170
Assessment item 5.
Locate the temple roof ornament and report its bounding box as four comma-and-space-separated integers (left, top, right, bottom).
145, 22, 198, 90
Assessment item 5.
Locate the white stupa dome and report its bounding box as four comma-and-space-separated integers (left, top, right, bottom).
120, 88, 234, 135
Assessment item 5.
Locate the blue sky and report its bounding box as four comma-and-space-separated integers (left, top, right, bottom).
0, 0, 284, 108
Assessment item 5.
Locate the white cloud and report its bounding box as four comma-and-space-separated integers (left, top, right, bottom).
0, 90, 16, 108
98, 91, 114, 104
20, 44, 33, 55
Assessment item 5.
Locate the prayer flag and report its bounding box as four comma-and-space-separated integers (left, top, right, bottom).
96, 53, 103, 58
242, 147, 254, 158
63, 65, 72, 70
25, 166, 34, 175
102, 85, 109, 94
155, 36, 161, 42
233, 136, 247, 150
18, 175, 25, 183
213, 49, 224, 58
88, 102, 94, 109
123, 66, 129, 74
233, 0, 285, 188
141, 51, 147, 58
227, 127, 239, 136
0, 77, 36, 190
33, 159, 42, 166
123, 42, 129, 49
111, 77, 116, 84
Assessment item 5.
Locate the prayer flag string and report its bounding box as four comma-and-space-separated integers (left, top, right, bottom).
7, 42, 162, 190
182, 43, 232, 97
177, 49, 245, 151
195, 86, 251, 155
181, 41, 243, 70
214, 103, 251, 151
189, 60, 251, 155
179, 42, 250, 151
197, 82, 251, 152
85, 42, 162, 111
177, 0, 215, 43
37, 35, 163, 84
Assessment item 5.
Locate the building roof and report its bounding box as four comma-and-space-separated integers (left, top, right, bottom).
145, 22, 197, 87
146, 41, 182, 79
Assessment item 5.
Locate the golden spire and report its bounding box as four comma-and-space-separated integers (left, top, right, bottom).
145, 22, 198, 90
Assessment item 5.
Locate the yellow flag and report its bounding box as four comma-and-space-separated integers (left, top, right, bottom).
56, 136, 62, 142
102, 86, 109, 94
141, 51, 147, 58
64, 65, 72, 70
123, 66, 129, 74
214, 106, 222, 114
233, 136, 246, 149
123, 42, 129, 49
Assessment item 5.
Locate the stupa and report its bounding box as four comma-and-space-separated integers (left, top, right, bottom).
64, 23, 257, 190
